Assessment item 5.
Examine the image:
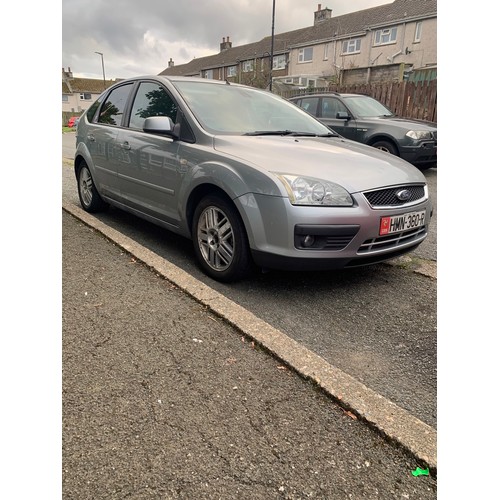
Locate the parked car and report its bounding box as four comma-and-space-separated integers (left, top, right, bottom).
74, 76, 432, 282
67, 116, 80, 128
288, 93, 437, 170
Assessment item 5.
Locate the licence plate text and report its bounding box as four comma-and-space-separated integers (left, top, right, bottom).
379, 210, 426, 235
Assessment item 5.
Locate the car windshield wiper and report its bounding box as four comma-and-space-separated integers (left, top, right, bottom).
243, 130, 338, 137
243, 130, 303, 136
317, 132, 340, 137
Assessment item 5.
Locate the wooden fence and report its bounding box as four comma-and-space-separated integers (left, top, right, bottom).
279, 80, 437, 123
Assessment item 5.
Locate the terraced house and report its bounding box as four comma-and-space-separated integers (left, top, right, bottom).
160, 0, 437, 90
62, 67, 115, 114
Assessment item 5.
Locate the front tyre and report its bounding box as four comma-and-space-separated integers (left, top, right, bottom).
192, 195, 252, 282
77, 161, 108, 213
371, 140, 398, 156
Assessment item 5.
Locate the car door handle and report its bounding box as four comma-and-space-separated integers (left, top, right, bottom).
121, 142, 131, 150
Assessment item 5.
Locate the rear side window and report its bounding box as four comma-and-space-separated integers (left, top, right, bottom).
85, 98, 101, 123
129, 82, 178, 130
298, 97, 319, 116
97, 83, 134, 126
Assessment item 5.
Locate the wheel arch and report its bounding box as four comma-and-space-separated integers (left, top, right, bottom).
185, 184, 240, 239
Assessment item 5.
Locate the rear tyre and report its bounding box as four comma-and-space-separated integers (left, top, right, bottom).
371, 140, 398, 156
77, 161, 108, 213
192, 194, 252, 282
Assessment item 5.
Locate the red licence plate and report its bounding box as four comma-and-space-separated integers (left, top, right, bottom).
379, 210, 426, 236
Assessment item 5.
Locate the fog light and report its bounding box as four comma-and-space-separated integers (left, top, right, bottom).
303, 235, 315, 247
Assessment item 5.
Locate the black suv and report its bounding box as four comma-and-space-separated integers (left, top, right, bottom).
288, 93, 437, 170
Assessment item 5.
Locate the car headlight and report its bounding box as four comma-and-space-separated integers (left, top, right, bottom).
406, 130, 433, 140
276, 174, 353, 206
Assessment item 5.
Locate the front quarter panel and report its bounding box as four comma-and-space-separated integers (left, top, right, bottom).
176, 142, 283, 235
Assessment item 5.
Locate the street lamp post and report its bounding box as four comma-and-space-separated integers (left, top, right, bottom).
269, 0, 276, 92
95, 51, 106, 90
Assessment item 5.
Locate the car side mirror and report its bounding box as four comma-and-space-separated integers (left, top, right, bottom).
336, 111, 350, 120
143, 116, 179, 138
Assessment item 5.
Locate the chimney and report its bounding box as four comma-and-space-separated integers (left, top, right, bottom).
220, 35, 232, 52
62, 67, 73, 80
168, 58, 174, 68
314, 4, 332, 25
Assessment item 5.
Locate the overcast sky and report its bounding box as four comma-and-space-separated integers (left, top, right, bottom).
62, 0, 394, 80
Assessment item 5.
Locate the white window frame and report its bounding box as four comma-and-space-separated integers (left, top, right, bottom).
414, 22, 422, 43
227, 65, 237, 77
242, 60, 254, 72
204, 69, 213, 79
341, 38, 361, 54
79, 93, 92, 100
374, 27, 397, 46
323, 43, 329, 60
62, 95, 69, 102
272, 54, 286, 70
298, 47, 313, 63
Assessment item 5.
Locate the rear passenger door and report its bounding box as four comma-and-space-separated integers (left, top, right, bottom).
85, 82, 135, 199
114, 80, 183, 226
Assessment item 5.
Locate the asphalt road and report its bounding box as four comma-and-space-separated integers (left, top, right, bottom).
63, 208, 437, 498
62, 131, 437, 431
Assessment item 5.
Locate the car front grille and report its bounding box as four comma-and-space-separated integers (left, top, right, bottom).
357, 225, 427, 254
362, 184, 426, 208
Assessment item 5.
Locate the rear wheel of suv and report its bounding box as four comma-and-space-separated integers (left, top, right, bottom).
77, 161, 108, 213
192, 194, 252, 282
372, 140, 398, 156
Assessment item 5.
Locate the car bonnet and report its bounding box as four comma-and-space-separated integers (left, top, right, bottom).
213, 135, 426, 193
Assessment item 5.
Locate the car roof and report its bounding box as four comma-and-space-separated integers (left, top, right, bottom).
290, 93, 369, 99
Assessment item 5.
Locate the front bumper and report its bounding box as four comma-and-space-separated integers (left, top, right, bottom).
400, 141, 437, 166
235, 190, 433, 272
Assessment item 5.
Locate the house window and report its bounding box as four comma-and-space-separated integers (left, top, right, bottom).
272, 54, 286, 70
298, 47, 313, 63
414, 22, 422, 42
62, 95, 69, 102
79, 93, 92, 100
204, 69, 213, 79
374, 27, 397, 46
323, 43, 329, 60
227, 65, 237, 77
242, 60, 254, 72
341, 39, 361, 54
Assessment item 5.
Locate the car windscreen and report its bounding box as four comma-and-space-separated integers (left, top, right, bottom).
343, 95, 394, 118
172, 81, 332, 136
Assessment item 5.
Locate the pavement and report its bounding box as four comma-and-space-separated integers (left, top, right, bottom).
63, 206, 437, 498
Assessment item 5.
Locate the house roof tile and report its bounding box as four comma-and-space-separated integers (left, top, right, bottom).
62, 78, 115, 94
159, 0, 436, 76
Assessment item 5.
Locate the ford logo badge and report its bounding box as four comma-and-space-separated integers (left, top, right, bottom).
396, 189, 411, 201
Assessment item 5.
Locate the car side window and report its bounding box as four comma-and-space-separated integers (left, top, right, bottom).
321, 97, 349, 119
129, 82, 178, 130
97, 83, 134, 126
298, 97, 319, 116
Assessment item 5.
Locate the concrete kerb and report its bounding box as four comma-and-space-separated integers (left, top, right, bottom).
62, 201, 437, 472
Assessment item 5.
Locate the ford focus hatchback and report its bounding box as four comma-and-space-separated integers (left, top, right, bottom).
74, 76, 432, 282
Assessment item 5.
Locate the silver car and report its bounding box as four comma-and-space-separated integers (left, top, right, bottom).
74, 76, 432, 282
